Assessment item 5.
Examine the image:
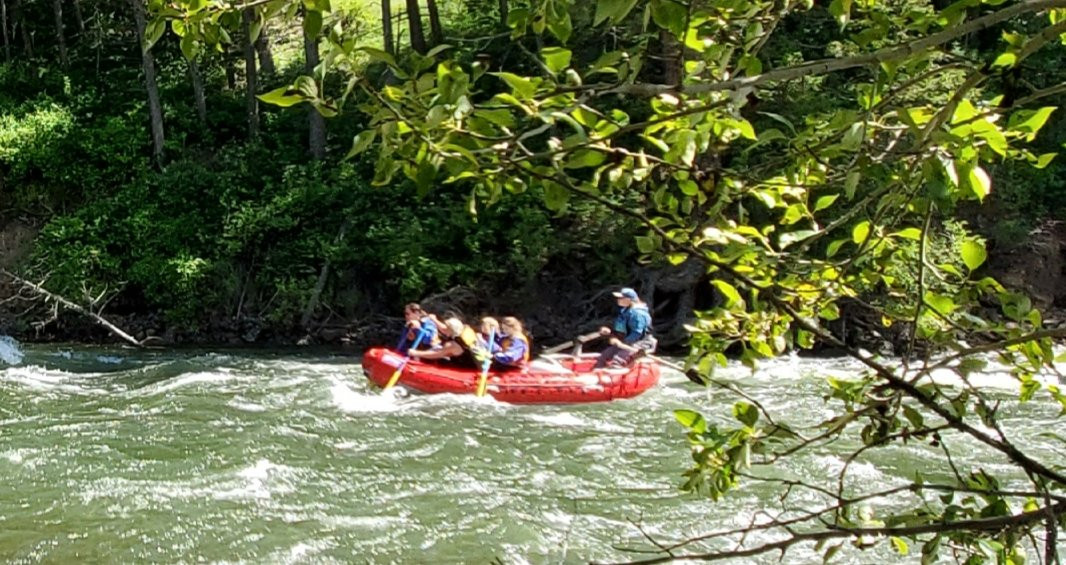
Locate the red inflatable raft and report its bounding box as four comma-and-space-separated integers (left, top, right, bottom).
361, 347, 661, 404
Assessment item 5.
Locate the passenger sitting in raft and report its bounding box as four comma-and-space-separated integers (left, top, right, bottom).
397, 302, 440, 354
594, 287, 657, 368
492, 316, 530, 370
408, 316, 491, 369
477, 317, 501, 353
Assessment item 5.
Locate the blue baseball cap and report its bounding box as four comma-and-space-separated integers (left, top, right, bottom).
612, 287, 638, 300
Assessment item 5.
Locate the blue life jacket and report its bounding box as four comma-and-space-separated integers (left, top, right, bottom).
612, 303, 652, 345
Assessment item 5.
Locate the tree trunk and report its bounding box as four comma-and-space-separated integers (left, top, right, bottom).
381, 0, 394, 55
300, 223, 349, 329
52, 0, 68, 67
223, 48, 237, 90
2, 0, 10, 62
72, 0, 84, 33
404, 0, 426, 54
129, 0, 165, 164
426, 0, 442, 47
254, 22, 275, 75
660, 28, 682, 87
186, 57, 207, 126
498, 0, 508, 28
303, 15, 326, 160
242, 9, 259, 139
12, 0, 30, 58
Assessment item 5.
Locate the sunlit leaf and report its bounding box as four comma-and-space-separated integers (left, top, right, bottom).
960, 239, 987, 271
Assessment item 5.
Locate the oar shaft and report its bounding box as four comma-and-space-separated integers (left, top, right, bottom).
475, 328, 496, 397
383, 329, 427, 390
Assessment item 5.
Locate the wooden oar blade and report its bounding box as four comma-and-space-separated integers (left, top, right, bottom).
542, 331, 602, 355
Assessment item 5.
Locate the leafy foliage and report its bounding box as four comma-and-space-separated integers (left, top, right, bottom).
143, 0, 1066, 560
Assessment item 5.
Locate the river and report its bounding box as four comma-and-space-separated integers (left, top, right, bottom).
1, 343, 1063, 563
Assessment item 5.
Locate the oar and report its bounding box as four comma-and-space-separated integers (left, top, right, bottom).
383, 329, 427, 391
630, 350, 705, 385
475, 328, 496, 397
541, 331, 602, 356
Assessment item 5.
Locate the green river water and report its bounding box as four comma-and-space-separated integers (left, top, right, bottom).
1, 343, 1063, 563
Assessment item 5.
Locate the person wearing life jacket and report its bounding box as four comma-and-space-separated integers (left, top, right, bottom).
397, 303, 441, 354
408, 316, 490, 368
492, 316, 530, 370
594, 287, 657, 368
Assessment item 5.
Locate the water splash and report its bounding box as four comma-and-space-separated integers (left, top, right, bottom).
0, 335, 24, 365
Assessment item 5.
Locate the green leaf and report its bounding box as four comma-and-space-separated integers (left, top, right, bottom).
1008, 107, 1056, 138
840, 122, 863, 151
894, 227, 922, 240
179, 34, 200, 60
674, 409, 707, 433
960, 239, 987, 271
345, 130, 377, 159
636, 235, 657, 253
1034, 152, 1057, 169
828, 0, 852, 26
650, 0, 687, 36
492, 72, 536, 99
844, 171, 860, 199
735, 119, 756, 141
891, 537, 909, 555
827, 239, 847, 258
780, 230, 817, 249
564, 149, 606, 169
852, 220, 870, 244
303, 9, 323, 38
782, 203, 806, 225
924, 292, 956, 315
257, 86, 309, 108
473, 108, 515, 129
144, 17, 166, 51
712, 279, 743, 306
546, 5, 573, 42
542, 180, 570, 211
957, 357, 987, 376
902, 405, 924, 428
733, 402, 759, 428
814, 194, 839, 212
594, 0, 640, 25
358, 47, 398, 67
541, 47, 572, 73
967, 165, 991, 201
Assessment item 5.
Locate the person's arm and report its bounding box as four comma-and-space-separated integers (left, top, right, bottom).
410, 342, 460, 359
397, 324, 419, 353
421, 318, 438, 346
493, 339, 527, 364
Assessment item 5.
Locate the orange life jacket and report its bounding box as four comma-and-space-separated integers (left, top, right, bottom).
499, 332, 530, 366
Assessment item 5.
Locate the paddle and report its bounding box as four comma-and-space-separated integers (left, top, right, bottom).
383, 328, 427, 391
475, 328, 496, 397
541, 331, 603, 356
625, 349, 705, 385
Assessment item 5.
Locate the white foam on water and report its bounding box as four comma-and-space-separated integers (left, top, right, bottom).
0, 335, 25, 365
138, 370, 236, 395
526, 412, 630, 433
227, 397, 268, 412
213, 458, 298, 501
329, 376, 403, 414
527, 413, 586, 427
95, 355, 124, 364
0, 366, 109, 395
